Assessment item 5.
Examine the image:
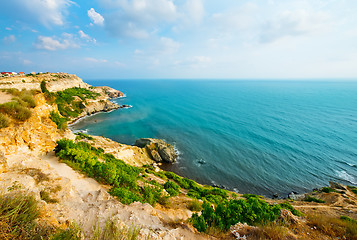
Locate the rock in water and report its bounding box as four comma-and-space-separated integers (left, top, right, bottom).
134, 138, 178, 163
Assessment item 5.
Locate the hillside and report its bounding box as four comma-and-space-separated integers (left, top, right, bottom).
0, 73, 356, 240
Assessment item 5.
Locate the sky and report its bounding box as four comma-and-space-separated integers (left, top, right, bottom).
1, 0, 357, 80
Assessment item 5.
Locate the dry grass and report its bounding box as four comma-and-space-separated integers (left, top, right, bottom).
0, 192, 54, 240
90, 217, 142, 240
307, 214, 357, 240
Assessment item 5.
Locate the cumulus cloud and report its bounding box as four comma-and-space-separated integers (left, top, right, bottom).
1, 0, 74, 27
79, 30, 97, 43
260, 9, 330, 43
88, 8, 105, 26
34, 34, 79, 51
102, 0, 177, 38
3, 35, 16, 44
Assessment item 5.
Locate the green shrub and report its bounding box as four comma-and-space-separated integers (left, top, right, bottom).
0, 101, 32, 121
164, 181, 180, 196
188, 199, 202, 212
75, 132, 94, 140
54, 139, 164, 206
321, 187, 335, 193
340, 215, 357, 224
347, 185, 357, 195
41, 80, 48, 93
0, 113, 9, 128
50, 111, 68, 130
190, 197, 282, 233
279, 202, 303, 216
304, 195, 325, 203
49, 223, 82, 240
20, 95, 36, 108
54, 87, 99, 118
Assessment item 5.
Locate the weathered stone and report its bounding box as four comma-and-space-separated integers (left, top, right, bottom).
135, 138, 177, 163
288, 192, 306, 201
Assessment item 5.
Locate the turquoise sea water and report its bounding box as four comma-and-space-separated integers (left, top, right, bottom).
71, 80, 357, 197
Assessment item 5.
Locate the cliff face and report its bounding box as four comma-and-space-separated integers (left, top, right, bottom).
0, 73, 89, 91
0, 94, 71, 156
0, 73, 208, 240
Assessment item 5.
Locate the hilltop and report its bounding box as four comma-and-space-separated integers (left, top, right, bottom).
0, 73, 356, 240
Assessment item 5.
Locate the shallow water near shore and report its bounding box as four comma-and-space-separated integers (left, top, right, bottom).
71, 80, 357, 197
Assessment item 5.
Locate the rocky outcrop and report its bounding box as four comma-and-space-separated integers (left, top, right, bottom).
134, 138, 178, 163
96, 86, 124, 98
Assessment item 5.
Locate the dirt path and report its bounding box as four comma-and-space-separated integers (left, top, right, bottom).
0, 92, 12, 104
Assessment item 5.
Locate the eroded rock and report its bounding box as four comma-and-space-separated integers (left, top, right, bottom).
135, 138, 178, 163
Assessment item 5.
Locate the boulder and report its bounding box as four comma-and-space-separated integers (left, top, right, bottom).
135, 138, 177, 163
288, 192, 306, 201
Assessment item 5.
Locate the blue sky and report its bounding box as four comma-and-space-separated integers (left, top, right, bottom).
1, 0, 357, 79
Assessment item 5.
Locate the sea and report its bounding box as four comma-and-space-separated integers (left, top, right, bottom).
71, 80, 357, 197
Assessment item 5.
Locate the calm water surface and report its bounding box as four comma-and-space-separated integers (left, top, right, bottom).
71, 80, 357, 197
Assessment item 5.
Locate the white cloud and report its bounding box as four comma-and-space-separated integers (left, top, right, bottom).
160, 37, 180, 54
5, 27, 12, 31
2, 0, 74, 27
88, 8, 105, 26
78, 30, 97, 43
102, 0, 177, 38
3, 35, 16, 43
84, 57, 108, 63
184, 0, 204, 24
260, 9, 330, 43
34, 35, 79, 51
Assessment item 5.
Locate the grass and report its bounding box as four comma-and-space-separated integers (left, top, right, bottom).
50, 111, 68, 130
307, 214, 357, 240
188, 199, 202, 212
0, 113, 9, 128
304, 195, 325, 203
0, 88, 37, 123
0, 192, 54, 240
91, 217, 141, 240
40, 190, 58, 204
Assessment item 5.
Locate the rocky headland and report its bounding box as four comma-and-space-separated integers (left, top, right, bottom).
0, 73, 356, 240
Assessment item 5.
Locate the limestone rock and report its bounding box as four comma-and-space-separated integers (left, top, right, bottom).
135, 138, 177, 163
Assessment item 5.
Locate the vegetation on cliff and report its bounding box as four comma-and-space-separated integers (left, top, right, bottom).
54, 139, 167, 206
0, 89, 37, 128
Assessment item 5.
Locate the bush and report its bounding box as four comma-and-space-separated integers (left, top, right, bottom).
348, 185, 357, 195
54, 139, 164, 206
75, 132, 94, 140
190, 197, 282, 233
321, 187, 335, 193
20, 95, 36, 108
50, 111, 68, 130
0, 101, 32, 121
54, 87, 99, 118
188, 199, 202, 212
0, 113, 9, 128
40, 80, 48, 93
164, 181, 180, 196
304, 195, 325, 203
